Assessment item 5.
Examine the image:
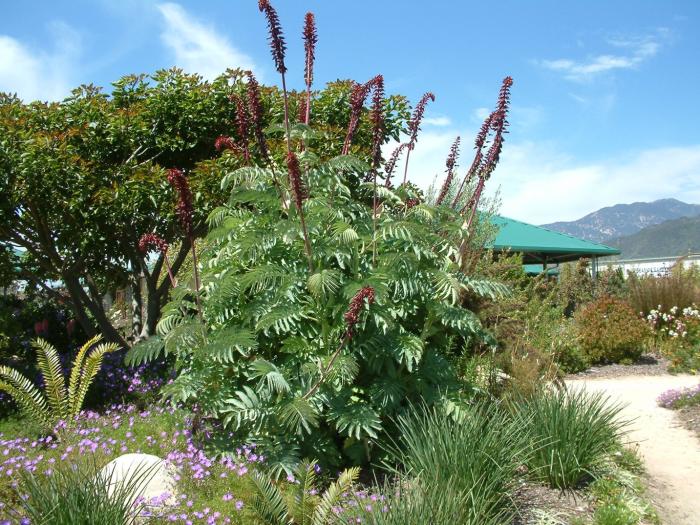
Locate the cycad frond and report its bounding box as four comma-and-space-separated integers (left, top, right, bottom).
0, 367, 51, 428
290, 460, 320, 525
70, 342, 118, 418
34, 338, 69, 419
249, 470, 289, 525
311, 467, 360, 525
67, 335, 101, 403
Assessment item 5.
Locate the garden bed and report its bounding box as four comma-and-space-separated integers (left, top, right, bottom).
566, 354, 670, 380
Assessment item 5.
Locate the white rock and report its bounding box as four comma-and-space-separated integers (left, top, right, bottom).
98, 453, 178, 510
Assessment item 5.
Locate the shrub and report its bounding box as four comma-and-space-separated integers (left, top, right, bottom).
657, 384, 700, 409
126, 1, 514, 471
515, 388, 628, 490
574, 296, 650, 364
0, 336, 118, 431
550, 319, 590, 374
381, 403, 529, 524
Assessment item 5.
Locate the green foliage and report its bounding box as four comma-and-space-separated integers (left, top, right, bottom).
574, 296, 650, 364
128, 144, 504, 468
0, 336, 117, 431
247, 460, 359, 525
14, 460, 157, 525
515, 388, 628, 490
380, 403, 529, 524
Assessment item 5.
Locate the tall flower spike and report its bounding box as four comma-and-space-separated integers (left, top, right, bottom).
215, 135, 237, 152
167, 168, 194, 237
258, 0, 286, 74
302, 12, 317, 124
384, 143, 407, 187
451, 111, 493, 208
342, 75, 383, 155
286, 151, 306, 212
436, 136, 460, 205
402, 92, 435, 184
344, 286, 375, 337
231, 94, 251, 163
245, 71, 268, 159
286, 151, 313, 270
369, 75, 385, 170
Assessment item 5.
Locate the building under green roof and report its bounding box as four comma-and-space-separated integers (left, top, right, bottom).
488, 215, 620, 272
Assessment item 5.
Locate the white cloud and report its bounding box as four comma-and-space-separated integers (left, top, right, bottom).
0, 21, 80, 101
472, 107, 490, 122
156, 3, 256, 80
386, 123, 700, 225
537, 32, 663, 81
423, 115, 452, 127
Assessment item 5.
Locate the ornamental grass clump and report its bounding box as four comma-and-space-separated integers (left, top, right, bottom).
516, 388, 628, 490
380, 403, 530, 525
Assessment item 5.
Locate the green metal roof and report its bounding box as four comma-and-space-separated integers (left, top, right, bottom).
488, 215, 620, 264
523, 264, 560, 276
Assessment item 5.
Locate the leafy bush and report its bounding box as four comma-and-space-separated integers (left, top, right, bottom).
646, 305, 700, 373
550, 319, 590, 374
574, 296, 650, 364
0, 336, 117, 431
13, 460, 157, 525
381, 403, 529, 524
516, 388, 628, 490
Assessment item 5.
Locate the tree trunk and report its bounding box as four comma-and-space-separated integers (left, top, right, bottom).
131, 275, 144, 340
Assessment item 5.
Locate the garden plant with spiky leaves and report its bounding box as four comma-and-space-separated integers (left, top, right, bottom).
248, 459, 359, 525
127, 1, 511, 472
0, 336, 118, 432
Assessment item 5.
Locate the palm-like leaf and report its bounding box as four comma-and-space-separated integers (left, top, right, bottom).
311, 467, 360, 525
0, 367, 51, 428
249, 470, 289, 525
34, 338, 69, 419
70, 342, 118, 418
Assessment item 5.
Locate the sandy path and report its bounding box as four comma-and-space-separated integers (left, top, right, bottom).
567, 374, 700, 525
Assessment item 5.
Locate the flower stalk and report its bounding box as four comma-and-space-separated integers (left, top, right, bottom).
287, 152, 313, 271
402, 92, 435, 185
436, 136, 460, 205
302, 12, 317, 125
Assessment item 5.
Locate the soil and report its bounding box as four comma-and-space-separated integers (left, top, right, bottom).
512, 480, 593, 524
567, 354, 670, 380
676, 404, 700, 441
567, 372, 700, 525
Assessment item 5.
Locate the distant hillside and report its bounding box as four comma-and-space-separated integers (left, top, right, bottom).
542, 198, 700, 243
609, 215, 700, 259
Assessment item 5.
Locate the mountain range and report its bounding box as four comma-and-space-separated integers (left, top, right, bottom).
541, 198, 700, 259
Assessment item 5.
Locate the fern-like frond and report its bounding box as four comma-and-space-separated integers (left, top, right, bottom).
307, 269, 341, 302
33, 338, 69, 420
249, 359, 290, 394
200, 326, 257, 362
311, 467, 360, 525
240, 264, 288, 294
0, 366, 51, 428
70, 342, 118, 418
279, 396, 319, 435
124, 335, 166, 366
290, 460, 320, 525
249, 470, 289, 525
460, 275, 510, 300
221, 166, 274, 190
328, 402, 382, 440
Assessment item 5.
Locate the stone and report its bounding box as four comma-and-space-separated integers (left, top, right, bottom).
98, 453, 178, 511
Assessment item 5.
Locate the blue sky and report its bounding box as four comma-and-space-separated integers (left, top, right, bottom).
1, 0, 699, 223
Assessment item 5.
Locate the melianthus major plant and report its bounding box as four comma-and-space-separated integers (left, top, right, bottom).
127, 0, 513, 471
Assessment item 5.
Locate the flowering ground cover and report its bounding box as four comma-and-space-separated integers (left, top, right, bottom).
0, 405, 258, 524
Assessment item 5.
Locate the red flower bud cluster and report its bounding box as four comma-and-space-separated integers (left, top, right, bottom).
344, 286, 375, 336
407, 92, 435, 150
286, 151, 307, 212
138, 233, 169, 254
480, 76, 513, 181
231, 93, 250, 162
215, 135, 237, 152
342, 75, 383, 155
436, 136, 460, 205
167, 168, 194, 236
405, 197, 420, 209
246, 71, 269, 159
258, 0, 287, 74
